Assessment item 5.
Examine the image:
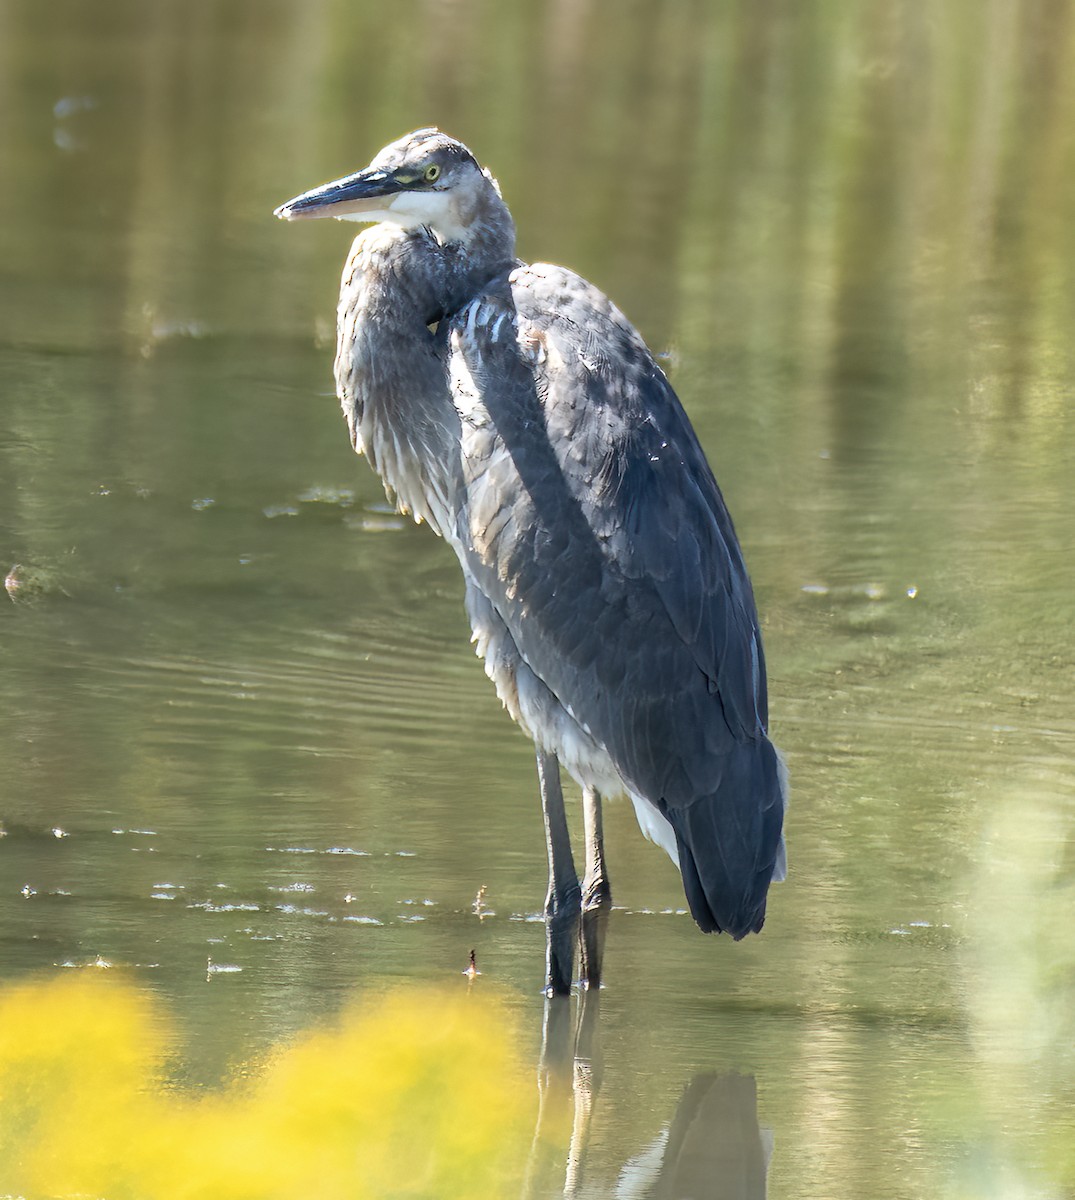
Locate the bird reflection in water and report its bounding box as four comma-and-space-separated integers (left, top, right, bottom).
524, 992, 771, 1198
622, 1073, 772, 1199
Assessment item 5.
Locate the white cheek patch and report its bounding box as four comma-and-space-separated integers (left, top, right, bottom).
386, 190, 467, 241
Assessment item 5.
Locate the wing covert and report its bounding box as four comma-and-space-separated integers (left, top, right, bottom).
444, 263, 769, 810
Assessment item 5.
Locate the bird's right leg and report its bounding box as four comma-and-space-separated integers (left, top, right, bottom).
537, 749, 581, 996
579, 786, 612, 989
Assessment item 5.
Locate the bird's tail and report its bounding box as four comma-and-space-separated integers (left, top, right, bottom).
666, 739, 788, 939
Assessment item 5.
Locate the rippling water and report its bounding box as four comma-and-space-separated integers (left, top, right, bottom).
2, 2, 1074, 1196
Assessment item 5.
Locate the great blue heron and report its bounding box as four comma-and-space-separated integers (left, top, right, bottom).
275, 129, 787, 995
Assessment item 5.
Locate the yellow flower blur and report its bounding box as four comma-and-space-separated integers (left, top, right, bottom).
0, 973, 535, 1199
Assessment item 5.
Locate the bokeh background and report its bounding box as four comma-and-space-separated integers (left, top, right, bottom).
1, 1, 1074, 1196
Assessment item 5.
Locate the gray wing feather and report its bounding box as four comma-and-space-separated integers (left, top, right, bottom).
445, 264, 784, 934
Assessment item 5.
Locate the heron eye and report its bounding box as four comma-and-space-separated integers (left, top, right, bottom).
424, 164, 441, 183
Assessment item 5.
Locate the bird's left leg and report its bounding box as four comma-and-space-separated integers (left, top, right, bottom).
537, 749, 581, 997
579, 786, 612, 989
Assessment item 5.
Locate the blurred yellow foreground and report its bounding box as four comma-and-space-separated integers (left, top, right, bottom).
0, 973, 535, 1199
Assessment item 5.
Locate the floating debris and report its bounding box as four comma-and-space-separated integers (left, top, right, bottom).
344, 513, 407, 533
54, 94, 97, 120
53, 94, 96, 152
275, 904, 329, 917
206, 960, 243, 980
472, 885, 493, 921
4, 562, 68, 602
297, 485, 356, 507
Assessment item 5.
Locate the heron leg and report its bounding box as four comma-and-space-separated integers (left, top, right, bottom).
579, 786, 611, 990
537, 749, 580, 997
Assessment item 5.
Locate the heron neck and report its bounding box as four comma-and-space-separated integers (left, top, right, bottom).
439, 182, 516, 313
335, 226, 462, 533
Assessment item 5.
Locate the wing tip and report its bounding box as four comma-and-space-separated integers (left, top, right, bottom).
669, 738, 788, 938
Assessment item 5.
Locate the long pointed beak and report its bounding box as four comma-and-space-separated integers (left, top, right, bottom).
273, 168, 401, 221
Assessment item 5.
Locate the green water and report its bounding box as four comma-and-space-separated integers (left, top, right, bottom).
2, 1, 1074, 1196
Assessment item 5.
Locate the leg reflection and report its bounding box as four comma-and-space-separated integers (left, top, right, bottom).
522, 986, 603, 1199
522, 994, 574, 1199
563, 986, 601, 1196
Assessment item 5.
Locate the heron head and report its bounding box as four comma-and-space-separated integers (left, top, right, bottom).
273, 128, 501, 247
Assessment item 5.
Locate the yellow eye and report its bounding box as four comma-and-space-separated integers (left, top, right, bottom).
424, 163, 441, 183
